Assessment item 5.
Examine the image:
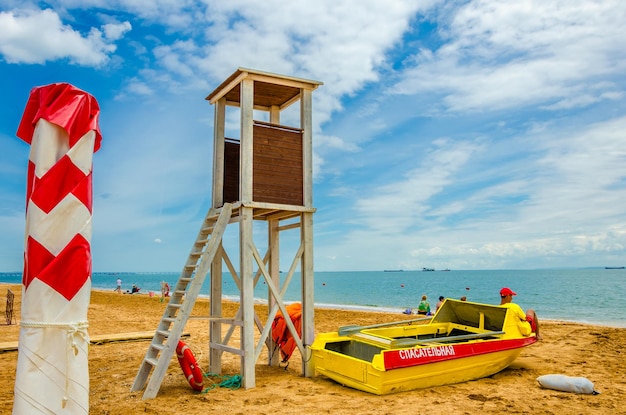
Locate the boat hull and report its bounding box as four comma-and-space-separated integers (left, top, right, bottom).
311, 299, 537, 394
312, 334, 534, 394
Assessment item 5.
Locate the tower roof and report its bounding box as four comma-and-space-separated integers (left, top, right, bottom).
206, 67, 323, 109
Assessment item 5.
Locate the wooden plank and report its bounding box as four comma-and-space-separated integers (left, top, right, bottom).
240, 206, 256, 388
338, 317, 432, 336
301, 88, 313, 207
253, 193, 302, 206
90, 331, 191, 345
0, 332, 191, 352
268, 218, 280, 366
254, 162, 303, 174
206, 70, 247, 104
224, 136, 240, 203
390, 330, 506, 349
302, 212, 315, 376
349, 332, 393, 348
254, 149, 302, 161
254, 120, 302, 133
240, 78, 254, 203
212, 98, 226, 208
247, 71, 323, 90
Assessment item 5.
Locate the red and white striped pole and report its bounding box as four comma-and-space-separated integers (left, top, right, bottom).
13, 83, 102, 414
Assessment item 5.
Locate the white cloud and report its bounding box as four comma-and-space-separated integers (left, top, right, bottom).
393, 0, 626, 113
123, 78, 154, 96
102, 21, 131, 41
353, 138, 484, 233
0, 8, 131, 66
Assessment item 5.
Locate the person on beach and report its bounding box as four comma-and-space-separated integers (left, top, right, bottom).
417, 295, 431, 315
435, 296, 445, 312
160, 281, 170, 302
115, 278, 122, 293
126, 284, 141, 294
499, 287, 542, 340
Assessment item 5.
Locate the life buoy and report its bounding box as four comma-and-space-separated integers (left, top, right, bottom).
176, 341, 204, 391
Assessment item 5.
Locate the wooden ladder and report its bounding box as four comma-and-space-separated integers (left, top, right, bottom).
130, 203, 233, 399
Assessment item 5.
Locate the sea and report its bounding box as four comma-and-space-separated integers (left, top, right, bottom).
1, 268, 624, 328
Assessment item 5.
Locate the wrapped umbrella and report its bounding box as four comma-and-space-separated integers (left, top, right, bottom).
13, 83, 102, 414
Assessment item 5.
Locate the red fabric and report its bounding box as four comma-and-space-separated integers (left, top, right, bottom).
25, 161, 35, 209
23, 237, 55, 289
24, 234, 92, 300
18, 83, 100, 301
29, 155, 92, 214
16, 83, 102, 152
526, 316, 537, 332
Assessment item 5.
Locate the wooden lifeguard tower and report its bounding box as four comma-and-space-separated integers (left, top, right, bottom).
131, 68, 322, 398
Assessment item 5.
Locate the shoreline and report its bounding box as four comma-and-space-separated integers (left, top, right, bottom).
2, 268, 625, 328
10, 284, 626, 330
4, 283, 625, 329
91, 287, 626, 329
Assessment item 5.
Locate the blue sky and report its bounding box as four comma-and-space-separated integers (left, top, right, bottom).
1, 0, 625, 272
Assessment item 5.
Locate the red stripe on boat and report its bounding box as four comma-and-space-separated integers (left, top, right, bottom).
383, 337, 536, 370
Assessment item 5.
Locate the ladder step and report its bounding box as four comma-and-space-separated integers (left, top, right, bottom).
184, 265, 196, 271
168, 304, 182, 310
156, 329, 170, 337
150, 343, 165, 352
163, 317, 176, 323
180, 277, 193, 282
195, 238, 209, 245
145, 357, 158, 367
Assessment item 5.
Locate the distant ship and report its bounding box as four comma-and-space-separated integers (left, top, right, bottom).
604, 266, 625, 269
383, 269, 404, 272
422, 268, 435, 272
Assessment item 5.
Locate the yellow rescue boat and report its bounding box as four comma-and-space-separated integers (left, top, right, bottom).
310, 299, 537, 394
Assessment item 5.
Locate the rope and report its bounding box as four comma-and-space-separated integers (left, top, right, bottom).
20, 320, 89, 408
217, 374, 242, 389
201, 373, 242, 392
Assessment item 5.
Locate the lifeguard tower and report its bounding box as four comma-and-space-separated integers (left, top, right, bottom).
131, 68, 323, 399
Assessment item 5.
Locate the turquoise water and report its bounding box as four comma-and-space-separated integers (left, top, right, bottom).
1, 268, 624, 328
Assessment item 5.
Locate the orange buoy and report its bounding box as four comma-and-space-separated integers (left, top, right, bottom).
176, 341, 203, 391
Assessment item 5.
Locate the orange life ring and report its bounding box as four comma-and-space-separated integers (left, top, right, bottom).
176, 341, 204, 391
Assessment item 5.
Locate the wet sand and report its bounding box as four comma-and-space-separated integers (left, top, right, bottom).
0, 284, 624, 414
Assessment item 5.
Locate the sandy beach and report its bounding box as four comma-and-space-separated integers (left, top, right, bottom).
0, 283, 624, 415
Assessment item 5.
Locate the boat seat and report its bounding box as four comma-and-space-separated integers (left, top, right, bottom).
390, 330, 505, 349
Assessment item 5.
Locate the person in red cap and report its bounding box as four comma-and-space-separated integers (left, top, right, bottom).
499, 287, 542, 340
